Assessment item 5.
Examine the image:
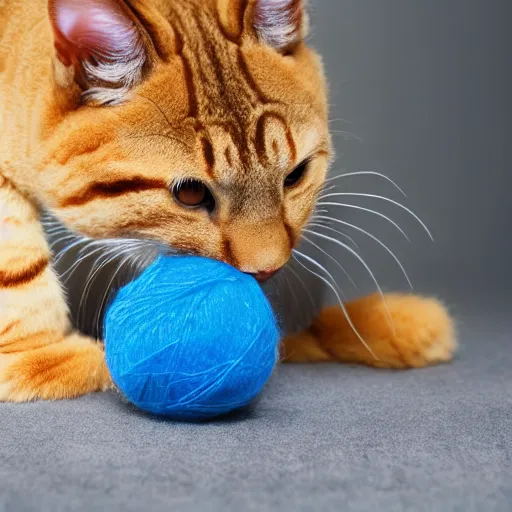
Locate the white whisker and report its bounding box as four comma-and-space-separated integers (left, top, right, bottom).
48, 232, 79, 246
302, 228, 395, 332
319, 184, 337, 196
77, 241, 156, 333
292, 250, 378, 360
93, 256, 133, 338
301, 234, 357, 292
286, 263, 316, 313
315, 206, 410, 241
310, 220, 412, 289
330, 130, 364, 143
85, 238, 142, 249
307, 221, 360, 249
325, 170, 407, 196
77, 250, 130, 330
329, 118, 353, 125
52, 238, 90, 262
317, 192, 433, 240
58, 246, 117, 280
281, 270, 300, 313
44, 227, 71, 236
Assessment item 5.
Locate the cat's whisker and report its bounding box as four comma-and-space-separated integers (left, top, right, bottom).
93, 254, 137, 339
309, 207, 330, 221
58, 245, 120, 280
47, 230, 79, 244
307, 222, 360, 250
319, 184, 337, 196
49, 234, 78, 250
44, 226, 70, 236
66, 239, 148, 270
328, 118, 354, 125
40, 217, 63, 230
77, 240, 160, 333
311, 219, 413, 289
302, 228, 395, 333
84, 238, 143, 249
330, 130, 364, 143
285, 263, 316, 313
77, 247, 137, 329
268, 270, 282, 300
280, 270, 300, 313
56, 240, 132, 266
324, 170, 407, 197
317, 192, 433, 240
314, 207, 410, 241
51, 238, 90, 262
301, 234, 357, 292
292, 249, 378, 360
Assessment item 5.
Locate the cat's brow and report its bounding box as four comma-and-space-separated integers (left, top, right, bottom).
201, 137, 216, 178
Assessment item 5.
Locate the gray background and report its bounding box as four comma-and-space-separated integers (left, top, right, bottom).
293, 0, 511, 311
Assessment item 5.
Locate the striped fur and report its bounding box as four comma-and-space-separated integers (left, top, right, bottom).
0, 0, 456, 402
0, 178, 111, 400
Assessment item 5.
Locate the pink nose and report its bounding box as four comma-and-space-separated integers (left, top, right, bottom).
252, 269, 279, 283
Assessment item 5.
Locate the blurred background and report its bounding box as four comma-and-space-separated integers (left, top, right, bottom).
273, 0, 511, 329
49, 0, 511, 335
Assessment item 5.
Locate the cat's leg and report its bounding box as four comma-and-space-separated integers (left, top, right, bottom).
0, 176, 112, 402
281, 293, 456, 368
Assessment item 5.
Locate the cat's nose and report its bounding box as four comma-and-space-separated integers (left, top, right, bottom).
224, 218, 291, 281
251, 269, 280, 283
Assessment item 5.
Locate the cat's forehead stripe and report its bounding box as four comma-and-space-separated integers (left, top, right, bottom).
255, 112, 297, 167
167, 2, 298, 175
170, 4, 256, 116
200, 137, 216, 178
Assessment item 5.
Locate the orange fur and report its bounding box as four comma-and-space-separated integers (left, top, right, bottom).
282, 294, 457, 368
0, 179, 113, 401
0, 0, 456, 402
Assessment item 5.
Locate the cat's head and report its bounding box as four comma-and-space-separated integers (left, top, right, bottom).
38, 0, 331, 280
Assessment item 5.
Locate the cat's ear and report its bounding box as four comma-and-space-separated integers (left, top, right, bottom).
252, 0, 308, 53
48, 0, 149, 105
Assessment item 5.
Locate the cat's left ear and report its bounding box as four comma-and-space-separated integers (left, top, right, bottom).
48, 0, 151, 105
252, 0, 308, 54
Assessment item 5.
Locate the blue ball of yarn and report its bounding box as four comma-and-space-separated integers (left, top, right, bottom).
104, 256, 280, 421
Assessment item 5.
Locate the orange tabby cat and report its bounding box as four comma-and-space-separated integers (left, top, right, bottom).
0, 0, 456, 402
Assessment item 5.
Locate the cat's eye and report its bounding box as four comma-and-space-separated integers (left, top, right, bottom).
173, 179, 214, 211
285, 160, 309, 188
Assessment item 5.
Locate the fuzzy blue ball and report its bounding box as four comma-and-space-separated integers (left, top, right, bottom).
104, 256, 280, 421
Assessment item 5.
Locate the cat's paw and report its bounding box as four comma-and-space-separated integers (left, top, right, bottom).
0, 333, 112, 402
363, 294, 457, 368
282, 293, 458, 369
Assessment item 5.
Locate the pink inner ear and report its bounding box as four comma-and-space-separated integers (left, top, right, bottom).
49, 0, 142, 66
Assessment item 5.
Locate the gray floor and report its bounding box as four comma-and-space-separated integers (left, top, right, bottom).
1, 294, 511, 512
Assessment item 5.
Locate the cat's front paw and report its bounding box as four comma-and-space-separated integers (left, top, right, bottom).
0, 333, 112, 402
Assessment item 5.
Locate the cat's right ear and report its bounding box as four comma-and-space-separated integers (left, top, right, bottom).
218, 0, 308, 53
252, 0, 308, 53
48, 0, 150, 105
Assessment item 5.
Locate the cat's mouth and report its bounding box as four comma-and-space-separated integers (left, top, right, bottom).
251, 269, 280, 283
